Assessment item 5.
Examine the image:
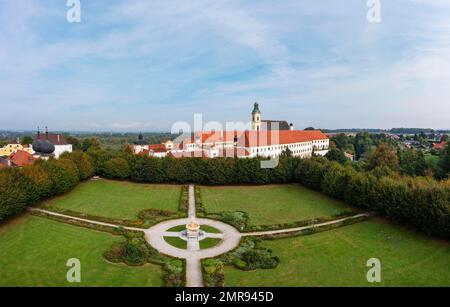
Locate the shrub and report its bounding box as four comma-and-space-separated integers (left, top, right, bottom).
0, 169, 28, 221
104, 157, 131, 179
40, 159, 78, 195
202, 258, 225, 287
61, 151, 94, 180
19, 165, 52, 202
179, 185, 189, 213
163, 259, 185, 287
123, 239, 148, 266
220, 237, 279, 272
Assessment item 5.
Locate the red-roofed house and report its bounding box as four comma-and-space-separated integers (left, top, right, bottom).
433, 141, 447, 150
9, 150, 36, 167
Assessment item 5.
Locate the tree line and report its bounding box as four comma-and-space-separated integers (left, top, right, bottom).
1, 145, 449, 238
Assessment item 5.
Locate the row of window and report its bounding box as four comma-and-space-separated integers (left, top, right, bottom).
252, 143, 313, 154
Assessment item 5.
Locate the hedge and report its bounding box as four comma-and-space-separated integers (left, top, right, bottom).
1, 152, 448, 238
0, 151, 93, 223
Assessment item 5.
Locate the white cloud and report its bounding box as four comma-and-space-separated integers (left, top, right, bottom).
0, 0, 449, 131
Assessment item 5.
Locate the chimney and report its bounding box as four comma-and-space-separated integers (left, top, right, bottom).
290, 123, 294, 131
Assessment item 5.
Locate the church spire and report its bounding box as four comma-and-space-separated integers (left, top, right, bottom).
252, 102, 261, 114
252, 102, 262, 131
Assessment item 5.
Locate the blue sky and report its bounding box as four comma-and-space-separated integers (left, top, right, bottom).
0, 0, 449, 131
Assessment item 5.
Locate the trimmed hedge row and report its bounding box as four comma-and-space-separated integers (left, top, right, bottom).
126, 155, 300, 185
105, 155, 449, 238
0, 151, 94, 222
258, 215, 370, 240
295, 158, 450, 238
2, 151, 449, 239
179, 185, 189, 214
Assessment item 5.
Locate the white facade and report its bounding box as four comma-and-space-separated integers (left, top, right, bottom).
53, 144, 73, 158
133, 145, 149, 154
245, 138, 329, 159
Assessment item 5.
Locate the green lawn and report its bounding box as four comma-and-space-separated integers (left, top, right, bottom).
167, 225, 187, 232
224, 218, 450, 287
200, 238, 222, 250
201, 184, 354, 226
41, 180, 181, 220
0, 215, 164, 286
164, 236, 187, 249
201, 225, 222, 234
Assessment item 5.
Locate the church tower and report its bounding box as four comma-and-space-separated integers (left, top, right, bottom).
252, 102, 262, 131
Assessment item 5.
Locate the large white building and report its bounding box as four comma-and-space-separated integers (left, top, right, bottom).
134, 103, 329, 159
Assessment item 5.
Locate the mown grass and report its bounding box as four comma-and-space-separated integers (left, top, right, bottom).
200, 238, 222, 250
201, 225, 222, 234
167, 225, 187, 232
164, 236, 187, 249
224, 218, 450, 287
41, 179, 180, 220
201, 184, 354, 226
0, 215, 164, 286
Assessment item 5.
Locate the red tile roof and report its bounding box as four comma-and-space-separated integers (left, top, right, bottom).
433, 141, 447, 150
34, 133, 68, 145
149, 144, 167, 153
178, 130, 328, 148
240, 130, 328, 147
191, 131, 243, 144
9, 150, 35, 167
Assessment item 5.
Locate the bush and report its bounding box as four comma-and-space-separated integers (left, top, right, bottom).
19, 165, 52, 202
61, 151, 94, 180
104, 157, 131, 179
179, 185, 189, 213
0, 169, 28, 221
219, 237, 279, 272
40, 159, 79, 195
123, 239, 148, 266
202, 258, 225, 287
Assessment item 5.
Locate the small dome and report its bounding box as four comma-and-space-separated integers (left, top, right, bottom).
32, 139, 42, 152
40, 140, 55, 154
33, 139, 55, 154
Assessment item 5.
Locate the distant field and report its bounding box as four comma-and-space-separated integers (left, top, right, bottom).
201, 184, 354, 225
224, 218, 450, 287
0, 215, 163, 286
41, 180, 180, 220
